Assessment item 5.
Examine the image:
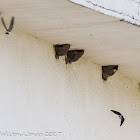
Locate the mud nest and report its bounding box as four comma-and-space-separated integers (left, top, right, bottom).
65, 50, 84, 64
102, 65, 118, 81
54, 44, 70, 59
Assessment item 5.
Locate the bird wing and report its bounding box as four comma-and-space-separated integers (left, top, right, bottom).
120, 116, 125, 126
8, 17, 15, 31
111, 110, 121, 115
1, 17, 8, 30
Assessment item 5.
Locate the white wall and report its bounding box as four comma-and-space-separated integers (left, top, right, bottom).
0, 30, 140, 140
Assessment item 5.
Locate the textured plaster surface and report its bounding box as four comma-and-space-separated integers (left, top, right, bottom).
0, 30, 139, 139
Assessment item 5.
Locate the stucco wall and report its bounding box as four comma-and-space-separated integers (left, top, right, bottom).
0, 30, 140, 140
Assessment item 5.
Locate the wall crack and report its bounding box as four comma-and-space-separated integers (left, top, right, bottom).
86, 0, 140, 23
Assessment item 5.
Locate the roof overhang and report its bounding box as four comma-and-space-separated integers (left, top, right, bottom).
0, 0, 140, 81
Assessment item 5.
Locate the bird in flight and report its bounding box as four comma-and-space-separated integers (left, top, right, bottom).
111, 110, 125, 126
1, 17, 15, 35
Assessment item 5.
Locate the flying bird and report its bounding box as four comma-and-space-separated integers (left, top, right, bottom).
1, 17, 15, 35
111, 110, 125, 126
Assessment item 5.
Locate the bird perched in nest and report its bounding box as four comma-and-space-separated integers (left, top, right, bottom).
102, 65, 118, 81
54, 44, 70, 59
1, 16, 15, 35
111, 110, 125, 126
65, 50, 84, 64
